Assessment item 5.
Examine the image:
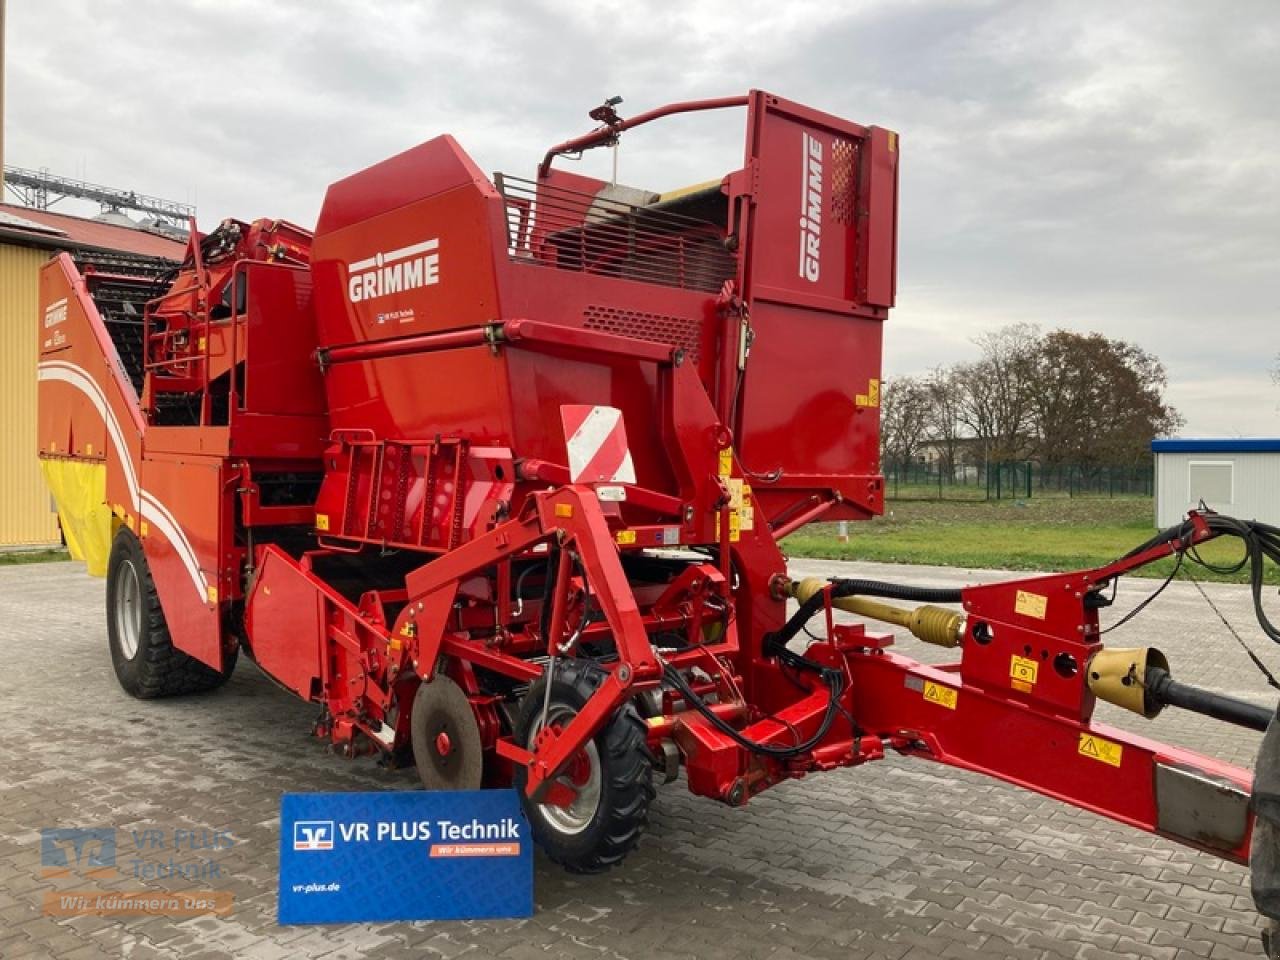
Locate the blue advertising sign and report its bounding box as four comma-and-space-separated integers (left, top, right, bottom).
278, 789, 533, 924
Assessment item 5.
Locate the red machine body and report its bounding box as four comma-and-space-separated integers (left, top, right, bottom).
34, 92, 1268, 889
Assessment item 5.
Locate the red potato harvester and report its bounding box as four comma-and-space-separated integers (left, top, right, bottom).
34, 91, 1280, 945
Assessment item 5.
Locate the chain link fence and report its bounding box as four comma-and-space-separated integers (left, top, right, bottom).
883, 460, 1154, 501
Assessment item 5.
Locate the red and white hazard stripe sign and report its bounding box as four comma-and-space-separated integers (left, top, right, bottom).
560, 405, 636, 484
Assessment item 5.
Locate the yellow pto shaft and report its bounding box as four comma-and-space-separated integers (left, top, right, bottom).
787, 577, 965, 648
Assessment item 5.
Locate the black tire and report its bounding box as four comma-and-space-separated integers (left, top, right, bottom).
106, 528, 235, 699
514, 660, 654, 873
1254, 710, 1280, 959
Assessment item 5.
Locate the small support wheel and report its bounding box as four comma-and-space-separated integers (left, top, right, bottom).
106, 528, 235, 699
410, 674, 483, 790
514, 660, 654, 873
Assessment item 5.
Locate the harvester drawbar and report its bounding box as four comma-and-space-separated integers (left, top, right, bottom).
34, 91, 1280, 947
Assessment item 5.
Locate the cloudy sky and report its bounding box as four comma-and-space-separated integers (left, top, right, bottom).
7, 0, 1277, 435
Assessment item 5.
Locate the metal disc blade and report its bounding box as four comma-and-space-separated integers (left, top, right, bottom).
410, 674, 484, 790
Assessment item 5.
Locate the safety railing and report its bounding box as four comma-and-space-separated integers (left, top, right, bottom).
496, 174, 736, 295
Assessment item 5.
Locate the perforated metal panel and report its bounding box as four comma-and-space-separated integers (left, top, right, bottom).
581, 305, 703, 364
830, 138, 858, 227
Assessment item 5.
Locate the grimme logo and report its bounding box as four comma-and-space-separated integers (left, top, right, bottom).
44, 297, 68, 328
347, 238, 440, 303
293, 821, 335, 852
798, 132, 823, 283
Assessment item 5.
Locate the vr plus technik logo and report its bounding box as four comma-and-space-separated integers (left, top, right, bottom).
41, 828, 117, 878
293, 821, 335, 852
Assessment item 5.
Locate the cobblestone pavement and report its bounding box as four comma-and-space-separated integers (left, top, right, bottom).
0, 557, 1276, 959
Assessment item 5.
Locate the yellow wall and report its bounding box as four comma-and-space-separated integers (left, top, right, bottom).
0, 242, 60, 545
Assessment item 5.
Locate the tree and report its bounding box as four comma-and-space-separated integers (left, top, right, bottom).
1029, 331, 1182, 469
954, 323, 1039, 464
879, 376, 933, 480
924, 366, 965, 483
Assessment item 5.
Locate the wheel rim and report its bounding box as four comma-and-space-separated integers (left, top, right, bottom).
114, 559, 142, 660
529, 704, 602, 836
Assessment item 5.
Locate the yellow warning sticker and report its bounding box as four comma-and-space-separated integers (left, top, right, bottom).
1079, 733, 1123, 767
729, 511, 741, 543
1015, 590, 1048, 620
1010, 655, 1039, 686
615, 529, 637, 545
727, 477, 745, 510
718, 447, 734, 477
315, 513, 330, 531
923, 681, 958, 710
855, 378, 882, 408
733, 482, 754, 531
206, 584, 219, 604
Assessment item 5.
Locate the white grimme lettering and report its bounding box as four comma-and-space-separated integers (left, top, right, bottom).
347, 238, 440, 302
798, 133, 823, 283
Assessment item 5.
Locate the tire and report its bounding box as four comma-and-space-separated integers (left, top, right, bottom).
514, 660, 654, 873
1254, 710, 1280, 958
106, 528, 235, 698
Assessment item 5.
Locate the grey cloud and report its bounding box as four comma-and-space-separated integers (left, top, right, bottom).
7, 0, 1277, 433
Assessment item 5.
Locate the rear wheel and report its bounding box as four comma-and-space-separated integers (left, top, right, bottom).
514, 660, 654, 873
1254, 710, 1280, 956
106, 528, 235, 698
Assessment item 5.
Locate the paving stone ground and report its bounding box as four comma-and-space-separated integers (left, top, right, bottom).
0, 557, 1276, 959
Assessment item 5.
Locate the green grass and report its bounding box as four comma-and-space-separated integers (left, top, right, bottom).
0, 548, 70, 565
784, 497, 1280, 585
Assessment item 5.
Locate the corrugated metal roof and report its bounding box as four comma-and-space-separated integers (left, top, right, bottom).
0, 202, 185, 259
0, 209, 66, 236
1151, 438, 1280, 453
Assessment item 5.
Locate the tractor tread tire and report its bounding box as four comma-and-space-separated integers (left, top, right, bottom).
515, 660, 655, 874
107, 528, 235, 699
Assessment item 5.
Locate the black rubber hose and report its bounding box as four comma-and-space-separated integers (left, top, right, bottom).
766, 578, 962, 654
662, 662, 843, 758
1147, 667, 1274, 732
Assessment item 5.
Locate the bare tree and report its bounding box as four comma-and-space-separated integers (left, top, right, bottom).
924, 366, 964, 483
954, 323, 1039, 464
879, 376, 933, 480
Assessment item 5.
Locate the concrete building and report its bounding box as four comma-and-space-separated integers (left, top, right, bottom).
0, 203, 183, 547
1152, 438, 1280, 527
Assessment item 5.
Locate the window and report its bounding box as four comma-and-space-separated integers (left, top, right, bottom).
1187, 460, 1233, 506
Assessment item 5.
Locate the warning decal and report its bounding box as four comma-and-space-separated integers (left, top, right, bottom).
1014, 590, 1048, 620
1078, 733, 1123, 767
718, 447, 734, 477
922, 681, 958, 710
1009, 655, 1039, 689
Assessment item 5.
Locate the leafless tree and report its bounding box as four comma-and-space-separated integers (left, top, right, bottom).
879, 376, 933, 479
954, 323, 1039, 464
924, 366, 965, 483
